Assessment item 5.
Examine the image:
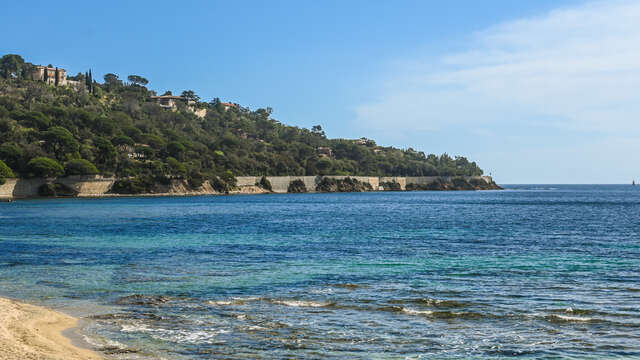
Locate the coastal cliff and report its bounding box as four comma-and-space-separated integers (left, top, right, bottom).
0, 175, 501, 201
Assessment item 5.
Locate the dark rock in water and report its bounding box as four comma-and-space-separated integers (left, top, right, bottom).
99, 346, 140, 355
115, 294, 171, 306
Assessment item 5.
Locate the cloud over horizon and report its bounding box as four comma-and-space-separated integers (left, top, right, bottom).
354, 0, 640, 183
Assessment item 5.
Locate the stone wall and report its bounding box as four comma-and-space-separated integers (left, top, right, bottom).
0, 176, 117, 200
0, 175, 497, 201
235, 175, 494, 193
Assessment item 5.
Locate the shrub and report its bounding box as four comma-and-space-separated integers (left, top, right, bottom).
288, 179, 307, 193
111, 135, 135, 147
316, 177, 372, 192
451, 177, 474, 190
219, 170, 237, 188
38, 183, 55, 196
27, 157, 64, 178
380, 181, 402, 191
0, 143, 23, 172
0, 159, 15, 182
110, 176, 154, 194
37, 182, 78, 197
188, 170, 204, 188
64, 159, 99, 176
210, 176, 229, 193
167, 157, 187, 178
257, 176, 272, 191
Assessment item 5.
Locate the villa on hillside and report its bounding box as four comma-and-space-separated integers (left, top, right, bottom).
31, 65, 84, 89
221, 102, 236, 111
150, 95, 194, 109
150, 95, 207, 118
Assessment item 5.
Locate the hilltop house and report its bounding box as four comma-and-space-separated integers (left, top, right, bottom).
31, 65, 84, 89
221, 102, 237, 111
151, 95, 207, 118
150, 95, 193, 109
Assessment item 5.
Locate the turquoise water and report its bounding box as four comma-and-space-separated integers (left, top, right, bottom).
1, 185, 640, 359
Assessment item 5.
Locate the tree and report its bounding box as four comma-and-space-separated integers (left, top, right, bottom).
0, 159, 15, 184
93, 137, 117, 169
64, 159, 99, 176
111, 135, 135, 147
127, 75, 149, 86
311, 125, 326, 138
42, 126, 79, 160
0, 143, 23, 171
103, 73, 122, 87
167, 157, 187, 178
167, 141, 185, 159
0, 54, 25, 79
26, 157, 64, 178
85, 69, 94, 93
181, 90, 200, 102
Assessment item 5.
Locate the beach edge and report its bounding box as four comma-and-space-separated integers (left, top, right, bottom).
0, 296, 102, 360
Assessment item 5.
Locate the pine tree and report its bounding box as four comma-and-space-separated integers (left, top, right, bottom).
89, 69, 93, 93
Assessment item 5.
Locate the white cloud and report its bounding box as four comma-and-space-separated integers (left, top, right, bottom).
355, 0, 640, 134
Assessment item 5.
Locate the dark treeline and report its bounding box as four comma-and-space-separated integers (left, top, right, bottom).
0, 54, 484, 188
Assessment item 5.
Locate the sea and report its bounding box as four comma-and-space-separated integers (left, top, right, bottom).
0, 185, 639, 359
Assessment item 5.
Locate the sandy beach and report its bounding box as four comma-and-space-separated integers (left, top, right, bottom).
0, 297, 101, 360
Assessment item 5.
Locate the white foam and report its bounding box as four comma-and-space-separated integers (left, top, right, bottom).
554, 315, 592, 322
208, 300, 233, 306
271, 299, 330, 307
402, 307, 434, 316
207, 296, 261, 306
121, 322, 230, 344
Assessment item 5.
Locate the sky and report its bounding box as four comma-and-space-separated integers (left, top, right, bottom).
1, 0, 638, 183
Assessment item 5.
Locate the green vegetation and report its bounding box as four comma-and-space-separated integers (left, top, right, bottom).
287, 179, 307, 193
380, 180, 402, 191
316, 177, 373, 192
405, 177, 501, 191
26, 157, 64, 178
37, 182, 77, 197
257, 176, 272, 192
0, 159, 14, 184
64, 159, 99, 176
0, 54, 486, 192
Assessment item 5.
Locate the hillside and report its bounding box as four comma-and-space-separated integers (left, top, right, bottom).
0, 54, 489, 192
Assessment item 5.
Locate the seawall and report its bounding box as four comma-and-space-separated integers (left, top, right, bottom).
0, 175, 497, 201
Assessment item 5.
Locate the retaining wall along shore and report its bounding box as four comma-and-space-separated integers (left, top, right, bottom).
0, 175, 496, 201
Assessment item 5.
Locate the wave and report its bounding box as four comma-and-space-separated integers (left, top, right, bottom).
390, 297, 469, 308
546, 314, 594, 323
270, 299, 334, 308
120, 321, 229, 344
378, 305, 486, 319
401, 307, 434, 316
207, 296, 262, 306
208, 296, 334, 308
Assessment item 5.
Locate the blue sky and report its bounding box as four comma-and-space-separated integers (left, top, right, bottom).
2, 0, 638, 183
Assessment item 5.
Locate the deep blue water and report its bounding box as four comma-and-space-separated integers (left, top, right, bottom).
1, 185, 640, 359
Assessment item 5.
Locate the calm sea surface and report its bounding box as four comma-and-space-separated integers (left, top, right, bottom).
1, 185, 640, 359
